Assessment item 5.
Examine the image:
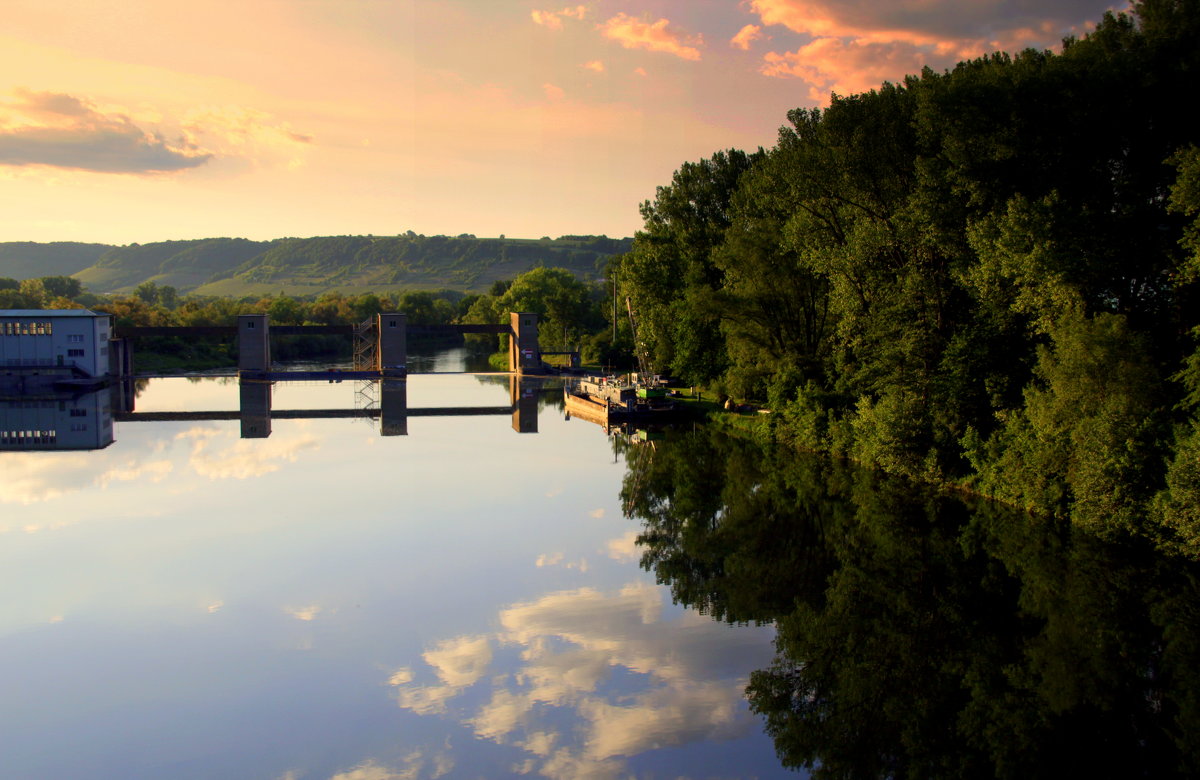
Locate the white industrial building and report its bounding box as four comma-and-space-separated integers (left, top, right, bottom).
0, 309, 113, 378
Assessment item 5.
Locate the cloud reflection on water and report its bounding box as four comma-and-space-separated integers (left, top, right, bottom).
0, 422, 320, 516
392, 582, 774, 779
0, 452, 174, 517
178, 425, 320, 480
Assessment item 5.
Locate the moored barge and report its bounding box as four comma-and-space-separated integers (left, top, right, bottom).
563, 376, 677, 428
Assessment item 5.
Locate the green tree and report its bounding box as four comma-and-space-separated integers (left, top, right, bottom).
18, 278, 47, 307
267, 296, 303, 325
39, 276, 83, 300
498, 266, 598, 350
621, 149, 758, 383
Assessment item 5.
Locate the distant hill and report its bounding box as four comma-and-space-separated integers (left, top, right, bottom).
0, 242, 111, 280
0, 234, 631, 296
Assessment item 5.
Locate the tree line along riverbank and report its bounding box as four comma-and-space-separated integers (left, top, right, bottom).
613, 0, 1200, 555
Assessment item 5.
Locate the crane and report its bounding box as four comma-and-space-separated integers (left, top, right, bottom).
625, 297, 658, 387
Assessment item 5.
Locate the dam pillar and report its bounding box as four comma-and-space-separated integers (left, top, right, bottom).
108, 337, 133, 378
239, 380, 272, 439
510, 375, 539, 433
509, 312, 540, 374
377, 313, 407, 377
238, 314, 270, 373
380, 379, 408, 436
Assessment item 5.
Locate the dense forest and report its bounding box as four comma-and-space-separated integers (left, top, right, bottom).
615, 0, 1200, 552
0, 233, 629, 296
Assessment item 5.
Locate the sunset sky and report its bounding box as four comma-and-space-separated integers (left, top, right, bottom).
0, 0, 1119, 245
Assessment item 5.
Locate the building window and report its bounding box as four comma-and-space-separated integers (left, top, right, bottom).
67, 334, 84, 343
67, 349, 85, 357
247, 321, 255, 329
70, 423, 88, 432
70, 408, 87, 417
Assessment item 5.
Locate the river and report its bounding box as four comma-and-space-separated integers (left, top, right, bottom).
0, 348, 786, 780
2, 347, 1197, 779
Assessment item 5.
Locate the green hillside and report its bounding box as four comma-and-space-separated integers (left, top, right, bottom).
0, 242, 110, 280
0, 233, 630, 295
73, 238, 274, 292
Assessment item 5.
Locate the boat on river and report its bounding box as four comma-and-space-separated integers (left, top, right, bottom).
563, 375, 678, 428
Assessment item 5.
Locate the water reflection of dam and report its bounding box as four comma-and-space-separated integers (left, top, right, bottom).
1, 376, 545, 450
126, 376, 545, 438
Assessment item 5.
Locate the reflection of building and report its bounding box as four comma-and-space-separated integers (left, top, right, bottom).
239, 381, 272, 439
1, 309, 114, 378
510, 375, 539, 433
0, 388, 115, 450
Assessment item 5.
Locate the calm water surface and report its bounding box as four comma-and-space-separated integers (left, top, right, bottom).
0, 349, 787, 780
6, 347, 1198, 778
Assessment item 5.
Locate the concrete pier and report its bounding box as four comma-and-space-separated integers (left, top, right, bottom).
239, 380, 272, 438
380, 378, 408, 436
509, 312, 540, 373
238, 315, 271, 372
510, 375, 539, 433
377, 312, 407, 377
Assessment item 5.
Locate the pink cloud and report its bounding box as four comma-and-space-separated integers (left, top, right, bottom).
583, 60, 605, 73
730, 24, 765, 50
600, 13, 703, 61
531, 5, 588, 31
0, 89, 212, 174
748, 0, 1108, 51
761, 37, 936, 101
542, 83, 566, 101
747, 0, 1113, 103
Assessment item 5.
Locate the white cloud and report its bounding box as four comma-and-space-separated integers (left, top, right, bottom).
329, 757, 417, 780
285, 604, 322, 621
391, 583, 776, 778
0, 451, 172, 526
469, 687, 536, 741
604, 531, 639, 562
425, 635, 493, 687
181, 427, 320, 480
535, 552, 589, 572
396, 683, 461, 715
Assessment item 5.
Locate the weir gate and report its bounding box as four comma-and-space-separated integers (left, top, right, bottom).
103, 313, 550, 440
115, 374, 545, 438
117, 312, 544, 378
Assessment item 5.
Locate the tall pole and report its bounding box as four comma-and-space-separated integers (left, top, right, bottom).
612, 274, 617, 344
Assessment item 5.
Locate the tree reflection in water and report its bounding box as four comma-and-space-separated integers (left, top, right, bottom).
619, 426, 1200, 778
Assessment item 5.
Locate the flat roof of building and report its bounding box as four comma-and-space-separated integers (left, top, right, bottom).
0, 309, 106, 318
